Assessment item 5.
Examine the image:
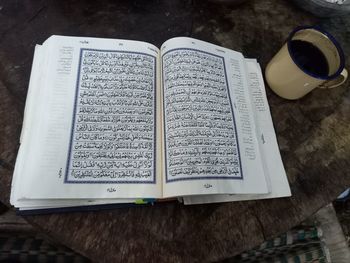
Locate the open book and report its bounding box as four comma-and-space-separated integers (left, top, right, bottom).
10, 36, 291, 212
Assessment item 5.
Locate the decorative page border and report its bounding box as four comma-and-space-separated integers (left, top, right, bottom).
162, 48, 243, 183
65, 48, 157, 184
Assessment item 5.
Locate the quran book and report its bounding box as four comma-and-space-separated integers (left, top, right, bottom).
10, 36, 291, 212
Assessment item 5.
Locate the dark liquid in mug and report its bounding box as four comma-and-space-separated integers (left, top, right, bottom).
289, 40, 329, 77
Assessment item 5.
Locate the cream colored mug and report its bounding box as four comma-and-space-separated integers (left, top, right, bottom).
265, 26, 348, 100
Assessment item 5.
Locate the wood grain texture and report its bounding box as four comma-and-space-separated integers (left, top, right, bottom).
0, 0, 349, 262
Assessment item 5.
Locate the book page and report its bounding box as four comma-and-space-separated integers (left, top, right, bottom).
183, 59, 291, 204
14, 198, 136, 209
15, 35, 163, 199
11, 44, 47, 205
160, 37, 269, 197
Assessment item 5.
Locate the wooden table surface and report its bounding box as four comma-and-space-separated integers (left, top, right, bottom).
1, 0, 350, 262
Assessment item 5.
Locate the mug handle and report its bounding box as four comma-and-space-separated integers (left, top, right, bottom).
318, 68, 348, 89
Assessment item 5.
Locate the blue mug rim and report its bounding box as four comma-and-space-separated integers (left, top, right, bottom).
286, 25, 345, 81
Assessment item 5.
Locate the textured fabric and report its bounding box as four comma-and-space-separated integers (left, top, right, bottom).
0, 233, 90, 263
227, 227, 328, 263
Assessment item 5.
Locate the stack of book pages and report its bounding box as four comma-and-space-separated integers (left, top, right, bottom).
10, 36, 291, 213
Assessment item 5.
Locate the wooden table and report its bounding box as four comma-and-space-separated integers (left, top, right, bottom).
1, 0, 350, 261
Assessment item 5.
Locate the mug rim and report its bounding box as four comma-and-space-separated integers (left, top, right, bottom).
287, 25, 345, 80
